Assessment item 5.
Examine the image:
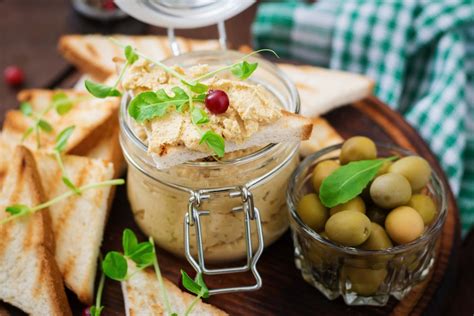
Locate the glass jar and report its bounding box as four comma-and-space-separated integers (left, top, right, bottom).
286, 143, 447, 306
120, 50, 300, 263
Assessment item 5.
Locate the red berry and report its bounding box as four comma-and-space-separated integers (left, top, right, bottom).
205, 90, 229, 114
82, 307, 91, 316
102, 0, 116, 10
4, 66, 24, 87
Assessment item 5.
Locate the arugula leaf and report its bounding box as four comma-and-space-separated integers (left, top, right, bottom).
125, 45, 138, 65
37, 119, 53, 133
191, 107, 209, 125
231, 60, 258, 80
90, 306, 104, 316
128, 91, 169, 122
85, 80, 121, 99
20, 102, 33, 117
102, 251, 128, 281
22, 127, 34, 141
6, 204, 30, 216
319, 158, 396, 208
122, 228, 139, 257
199, 130, 225, 157
129, 88, 205, 122
52, 92, 74, 115
54, 126, 75, 152
183, 81, 209, 94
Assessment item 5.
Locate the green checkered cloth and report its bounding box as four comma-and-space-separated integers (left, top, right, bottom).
253, 0, 474, 236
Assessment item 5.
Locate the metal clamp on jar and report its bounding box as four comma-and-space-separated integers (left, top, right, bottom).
116, 0, 299, 295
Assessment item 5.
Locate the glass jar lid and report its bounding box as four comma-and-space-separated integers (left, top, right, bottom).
114, 0, 254, 28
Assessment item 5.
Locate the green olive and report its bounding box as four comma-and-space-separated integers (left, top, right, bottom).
370, 173, 412, 208
385, 206, 424, 244
329, 196, 366, 216
408, 194, 437, 225
297, 194, 329, 232
360, 223, 393, 250
366, 206, 387, 225
342, 266, 387, 296
311, 160, 339, 192
389, 156, 431, 191
339, 136, 377, 165
325, 211, 372, 246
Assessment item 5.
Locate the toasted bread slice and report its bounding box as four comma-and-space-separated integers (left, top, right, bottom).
122, 261, 228, 316
300, 117, 343, 157
82, 113, 125, 177
34, 151, 115, 304
58, 35, 221, 81
0, 146, 71, 315
147, 111, 313, 169
278, 63, 374, 117
0, 137, 115, 304
20, 88, 124, 176
3, 90, 119, 155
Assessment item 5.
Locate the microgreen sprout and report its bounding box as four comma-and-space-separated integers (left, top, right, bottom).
1, 179, 125, 225
102, 229, 173, 315
87, 40, 277, 158
181, 271, 210, 316
84, 44, 139, 98
101, 228, 211, 316
54, 126, 81, 194
89, 256, 106, 316
20, 91, 82, 148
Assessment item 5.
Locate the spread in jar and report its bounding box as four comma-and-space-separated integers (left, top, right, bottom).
119, 50, 301, 262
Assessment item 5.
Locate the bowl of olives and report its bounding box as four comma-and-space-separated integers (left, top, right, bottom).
287, 136, 447, 306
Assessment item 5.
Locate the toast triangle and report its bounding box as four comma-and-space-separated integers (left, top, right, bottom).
122, 260, 227, 316
0, 146, 71, 315
278, 63, 374, 117
0, 136, 116, 304
2, 89, 119, 155
58, 34, 220, 81
147, 111, 313, 169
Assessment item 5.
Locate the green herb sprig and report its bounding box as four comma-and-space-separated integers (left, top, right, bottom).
101, 229, 211, 316
319, 157, 397, 207
191, 48, 279, 82
53, 126, 81, 194
20, 91, 84, 148
86, 40, 278, 158
84, 45, 138, 98
128, 88, 206, 123
1, 179, 124, 225
89, 256, 106, 316
102, 229, 173, 315
181, 271, 210, 316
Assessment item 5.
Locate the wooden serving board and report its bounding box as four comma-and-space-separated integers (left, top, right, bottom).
2, 97, 460, 316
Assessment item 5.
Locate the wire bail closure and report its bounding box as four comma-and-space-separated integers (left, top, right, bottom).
184, 185, 264, 295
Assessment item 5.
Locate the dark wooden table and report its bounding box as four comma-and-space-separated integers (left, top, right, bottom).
1, 1, 473, 315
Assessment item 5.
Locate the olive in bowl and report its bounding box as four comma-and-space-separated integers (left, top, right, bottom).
287, 136, 447, 306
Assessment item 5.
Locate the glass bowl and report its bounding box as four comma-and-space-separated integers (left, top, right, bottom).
286, 143, 447, 306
